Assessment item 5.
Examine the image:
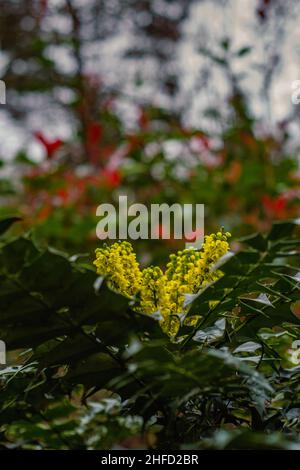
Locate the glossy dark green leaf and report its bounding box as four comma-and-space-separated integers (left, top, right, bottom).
0, 217, 21, 236
239, 232, 267, 251
268, 220, 297, 241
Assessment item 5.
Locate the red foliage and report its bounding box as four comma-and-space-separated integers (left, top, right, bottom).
34, 131, 63, 159
36, 204, 52, 222
262, 194, 288, 219
56, 188, 71, 204
100, 169, 122, 188
87, 122, 102, 145
138, 108, 150, 130
86, 122, 103, 164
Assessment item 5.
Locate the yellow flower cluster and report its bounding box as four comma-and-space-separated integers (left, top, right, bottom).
94, 241, 142, 298
93, 230, 231, 334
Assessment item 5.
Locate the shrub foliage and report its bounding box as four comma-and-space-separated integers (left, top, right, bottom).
0, 219, 299, 449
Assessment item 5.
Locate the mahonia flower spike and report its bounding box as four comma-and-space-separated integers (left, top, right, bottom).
94, 230, 231, 335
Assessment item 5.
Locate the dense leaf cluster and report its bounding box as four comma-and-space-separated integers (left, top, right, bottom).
0, 219, 299, 449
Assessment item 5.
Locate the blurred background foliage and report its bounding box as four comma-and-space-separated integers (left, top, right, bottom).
0, 0, 299, 262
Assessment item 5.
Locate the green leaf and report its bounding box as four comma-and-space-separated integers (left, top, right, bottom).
268, 220, 297, 241
0, 217, 21, 236
239, 232, 267, 251
236, 46, 252, 57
